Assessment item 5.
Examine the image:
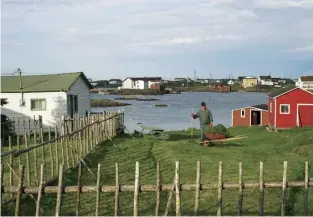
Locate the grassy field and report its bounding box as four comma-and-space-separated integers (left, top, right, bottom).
1, 126, 313, 216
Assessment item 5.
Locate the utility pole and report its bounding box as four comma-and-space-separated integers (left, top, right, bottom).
17, 68, 23, 90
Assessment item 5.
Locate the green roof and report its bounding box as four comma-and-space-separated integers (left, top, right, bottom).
1, 72, 92, 93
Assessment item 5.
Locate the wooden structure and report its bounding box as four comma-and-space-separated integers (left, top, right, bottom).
0, 161, 311, 216
1, 111, 124, 191
268, 87, 313, 128
231, 104, 268, 127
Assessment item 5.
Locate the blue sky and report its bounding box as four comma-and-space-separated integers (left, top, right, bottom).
1, 0, 313, 80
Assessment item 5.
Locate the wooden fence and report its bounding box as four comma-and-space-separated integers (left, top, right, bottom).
1, 112, 124, 196
3, 115, 43, 135
1, 161, 311, 216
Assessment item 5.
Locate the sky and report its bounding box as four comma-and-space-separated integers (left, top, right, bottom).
1, 0, 313, 80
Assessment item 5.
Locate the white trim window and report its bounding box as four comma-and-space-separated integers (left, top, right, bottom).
280, 104, 290, 114
31, 99, 46, 111
270, 102, 272, 113
241, 109, 245, 118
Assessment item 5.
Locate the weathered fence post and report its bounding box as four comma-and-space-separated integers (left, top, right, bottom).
134, 161, 139, 216
194, 161, 201, 215
15, 165, 25, 216
55, 165, 64, 217
217, 161, 223, 216
259, 162, 264, 216
175, 161, 181, 216
115, 163, 119, 217
281, 161, 287, 216
36, 164, 44, 217
8, 136, 14, 198
24, 133, 31, 186
238, 162, 243, 216
304, 161, 309, 216
95, 164, 101, 216
155, 162, 160, 216
76, 163, 82, 217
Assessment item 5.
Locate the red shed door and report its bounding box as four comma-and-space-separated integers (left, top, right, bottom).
298, 105, 313, 127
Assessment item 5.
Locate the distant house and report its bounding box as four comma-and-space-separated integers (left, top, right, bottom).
242, 77, 258, 88
227, 80, 235, 85
108, 79, 122, 86
121, 77, 162, 89
268, 87, 313, 128
196, 79, 209, 84
0, 72, 92, 126
295, 76, 313, 91
174, 78, 187, 82
258, 76, 273, 86
231, 104, 268, 127
237, 76, 245, 83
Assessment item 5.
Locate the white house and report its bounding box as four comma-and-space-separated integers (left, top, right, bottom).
0, 72, 92, 127
295, 76, 313, 90
121, 77, 162, 89
227, 80, 235, 85
258, 76, 274, 86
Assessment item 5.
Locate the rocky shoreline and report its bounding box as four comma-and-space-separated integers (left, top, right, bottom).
90, 99, 131, 107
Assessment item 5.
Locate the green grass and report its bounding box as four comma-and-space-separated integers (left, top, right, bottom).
1, 127, 313, 216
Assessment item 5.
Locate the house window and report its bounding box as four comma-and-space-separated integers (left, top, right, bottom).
270, 102, 272, 112
73, 95, 78, 113
31, 99, 46, 111
280, 104, 290, 114
241, 109, 245, 118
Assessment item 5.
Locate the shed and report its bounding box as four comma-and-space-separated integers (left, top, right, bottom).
268, 87, 313, 128
231, 104, 268, 127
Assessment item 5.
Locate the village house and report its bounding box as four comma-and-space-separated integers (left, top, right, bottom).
121, 77, 162, 89
242, 76, 258, 88
231, 104, 268, 127
295, 76, 313, 91
258, 75, 273, 86
0, 72, 92, 127
268, 87, 313, 128
227, 79, 235, 85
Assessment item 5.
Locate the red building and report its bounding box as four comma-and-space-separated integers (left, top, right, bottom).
268, 87, 313, 128
232, 104, 268, 127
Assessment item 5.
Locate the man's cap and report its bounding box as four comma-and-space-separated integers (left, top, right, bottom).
201, 102, 206, 106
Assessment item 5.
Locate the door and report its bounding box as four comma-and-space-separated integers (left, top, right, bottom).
67, 95, 74, 118
298, 105, 313, 127
144, 81, 149, 89
251, 110, 261, 126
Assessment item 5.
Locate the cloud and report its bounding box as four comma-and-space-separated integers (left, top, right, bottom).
1, 0, 313, 78
254, 0, 313, 9
283, 45, 313, 52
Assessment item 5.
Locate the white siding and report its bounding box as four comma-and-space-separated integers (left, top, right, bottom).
295, 78, 313, 90
122, 78, 160, 89
1, 76, 91, 129
122, 78, 133, 89
67, 76, 91, 114
0, 91, 67, 128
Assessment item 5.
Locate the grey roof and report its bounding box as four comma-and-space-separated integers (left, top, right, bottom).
251, 104, 268, 111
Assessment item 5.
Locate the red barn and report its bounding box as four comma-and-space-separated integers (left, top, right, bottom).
232, 104, 268, 127
268, 87, 313, 128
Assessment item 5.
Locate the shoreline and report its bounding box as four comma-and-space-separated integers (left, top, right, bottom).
90, 99, 131, 107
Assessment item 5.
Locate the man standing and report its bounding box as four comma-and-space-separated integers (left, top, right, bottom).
191, 102, 213, 141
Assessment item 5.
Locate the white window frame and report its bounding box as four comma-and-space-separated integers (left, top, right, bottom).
31, 99, 46, 111
241, 109, 245, 118
270, 102, 272, 112
280, 104, 290, 114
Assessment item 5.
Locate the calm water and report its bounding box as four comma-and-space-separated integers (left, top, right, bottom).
91, 92, 268, 132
